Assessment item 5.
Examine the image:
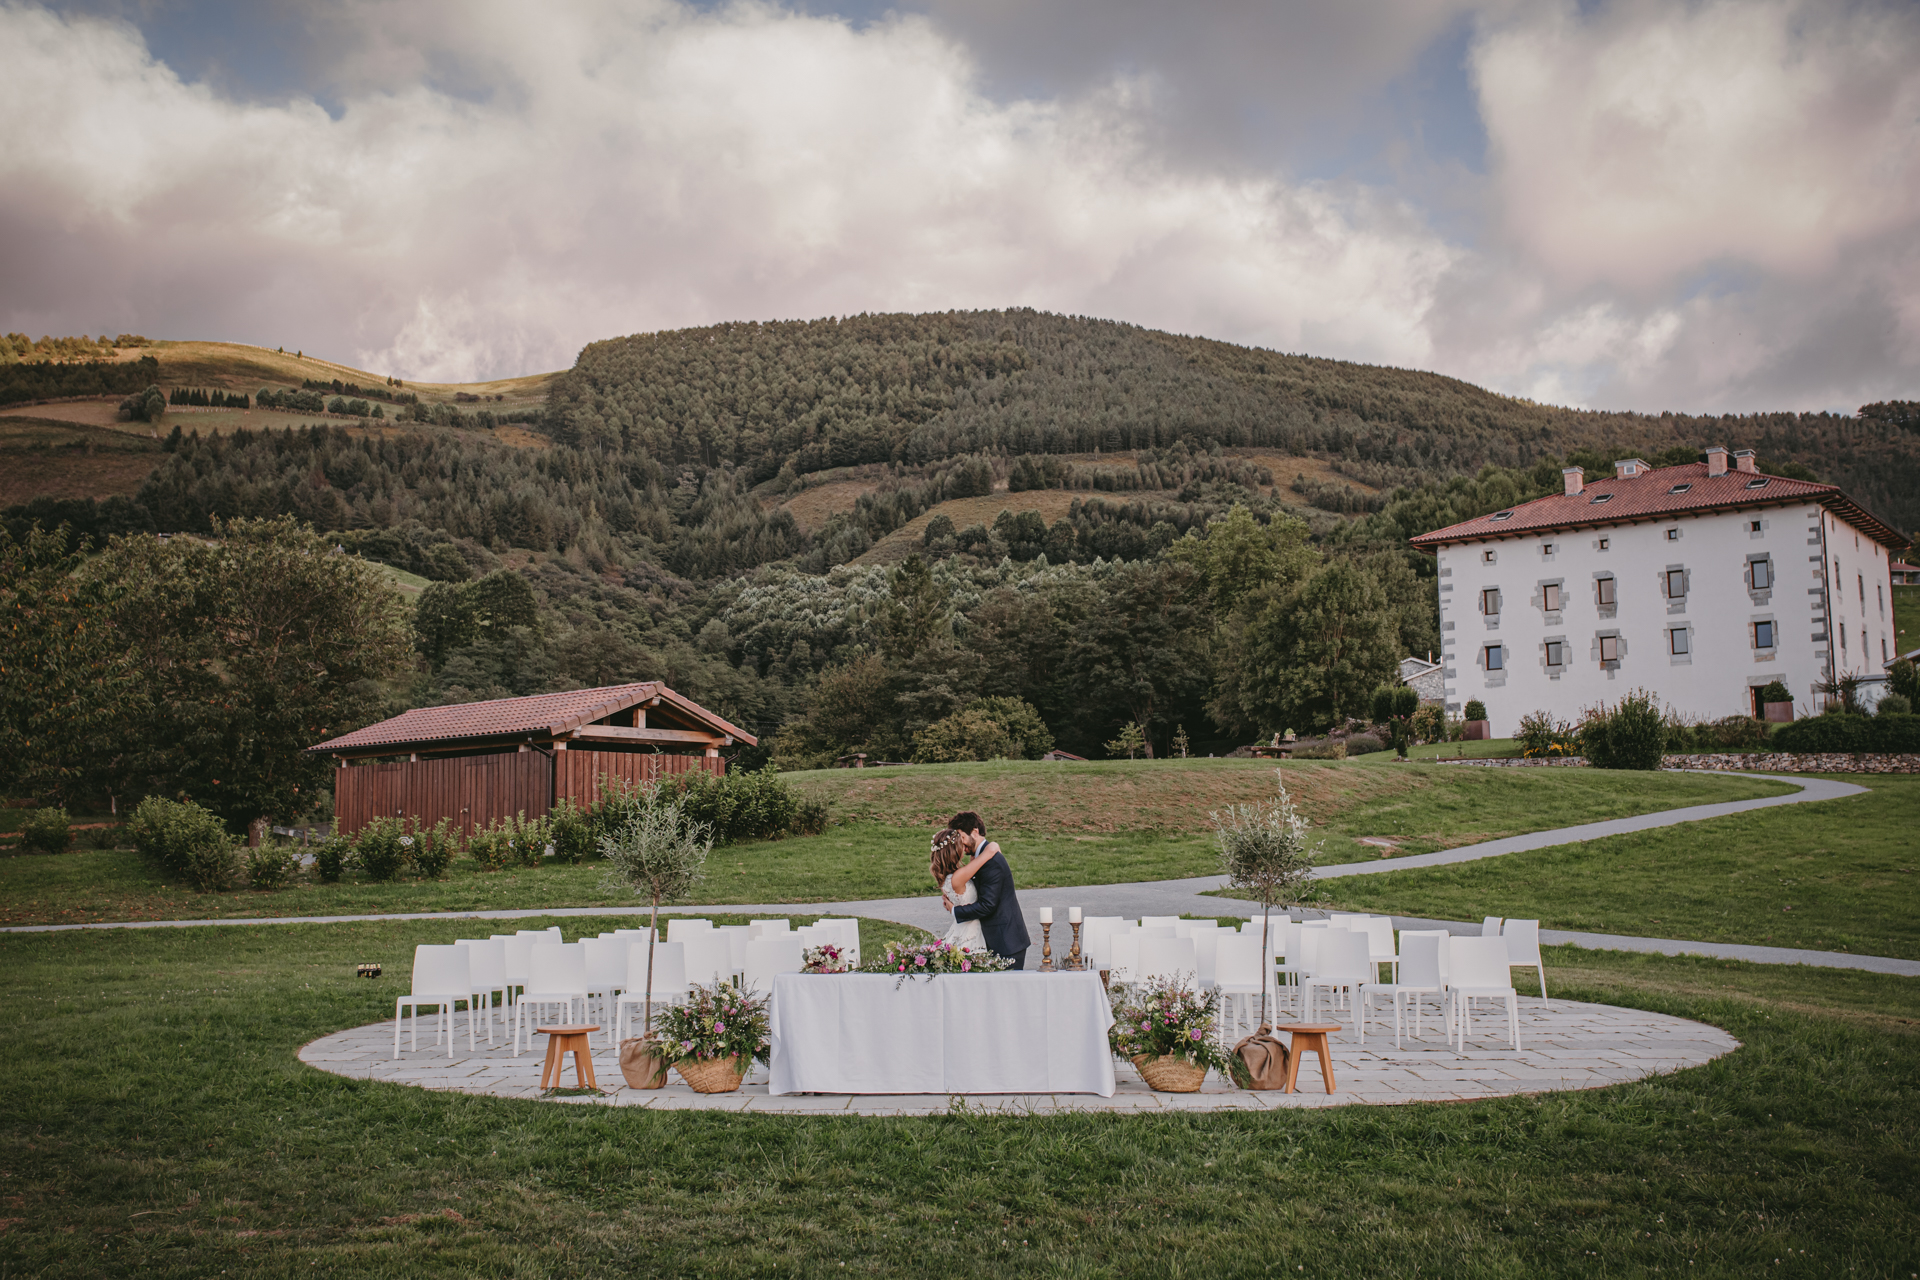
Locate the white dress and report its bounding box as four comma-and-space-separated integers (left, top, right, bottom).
942, 874, 987, 952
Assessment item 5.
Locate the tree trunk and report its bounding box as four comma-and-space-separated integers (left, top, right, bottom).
644, 889, 659, 1037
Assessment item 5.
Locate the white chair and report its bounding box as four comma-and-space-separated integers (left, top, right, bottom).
1301, 929, 1374, 1023
1081, 918, 1123, 969
1192, 929, 1222, 988
815, 918, 862, 967
394, 944, 475, 1059
1481, 916, 1504, 937
455, 939, 509, 1043
1136, 925, 1177, 940
680, 932, 736, 988
582, 937, 629, 1042
1346, 916, 1398, 980
1107, 932, 1142, 986
614, 941, 688, 1041
749, 919, 791, 938
1211, 934, 1270, 1043
516, 943, 590, 1056
743, 936, 805, 998
496, 934, 536, 1004
669, 918, 714, 940
1447, 936, 1521, 1051
1356, 932, 1447, 1049
612, 927, 653, 943
1136, 936, 1198, 986
517, 927, 563, 941
715, 926, 751, 977
1502, 919, 1549, 1003
1141, 916, 1180, 929
1399, 930, 1452, 982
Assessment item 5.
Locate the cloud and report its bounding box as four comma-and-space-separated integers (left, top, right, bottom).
0, 0, 1459, 382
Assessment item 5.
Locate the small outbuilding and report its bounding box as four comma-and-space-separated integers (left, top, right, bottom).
311, 682, 756, 836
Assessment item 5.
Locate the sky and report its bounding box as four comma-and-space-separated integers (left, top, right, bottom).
1, 0, 1917, 414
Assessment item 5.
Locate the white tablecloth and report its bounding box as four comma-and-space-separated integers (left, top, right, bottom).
768, 972, 1116, 1096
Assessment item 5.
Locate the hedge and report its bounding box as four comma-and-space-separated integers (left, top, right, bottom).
1770, 712, 1920, 754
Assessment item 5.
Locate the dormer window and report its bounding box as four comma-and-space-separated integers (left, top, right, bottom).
1668, 483, 1692, 494
1745, 478, 1770, 490
1590, 493, 1613, 504
1490, 511, 1514, 522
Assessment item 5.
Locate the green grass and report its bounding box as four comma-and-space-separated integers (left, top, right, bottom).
1350, 736, 1526, 761
0, 767, 1792, 925
1, 921, 1914, 1276
1896, 583, 1919, 655
1318, 774, 1920, 959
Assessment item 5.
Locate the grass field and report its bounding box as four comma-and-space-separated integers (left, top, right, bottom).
1319, 774, 1920, 959
1896, 583, 1919, 654
0, 919, 1913, 1277
0, 764, 1792, 926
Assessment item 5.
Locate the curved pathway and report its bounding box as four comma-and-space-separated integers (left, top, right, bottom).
8, 770, 1910, 976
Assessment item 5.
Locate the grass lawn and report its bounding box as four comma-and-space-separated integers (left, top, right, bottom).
1349, 736, 1526, 761
1318, 774, 1920, 959
0, 766, 1791, 925
1895, 583, 1919, 654
0, 921, 1914, 1276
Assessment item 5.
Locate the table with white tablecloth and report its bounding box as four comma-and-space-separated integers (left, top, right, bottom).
767, 971, 1116, 1096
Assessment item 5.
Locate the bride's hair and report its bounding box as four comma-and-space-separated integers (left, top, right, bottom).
930, 828, 968, 883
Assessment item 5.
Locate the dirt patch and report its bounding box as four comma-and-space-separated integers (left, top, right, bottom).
852, 490, 1099, 567
779, 479, 881, 533
0, 419, 163, 505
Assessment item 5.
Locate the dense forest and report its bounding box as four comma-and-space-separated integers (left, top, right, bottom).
6, 310, 1915, 768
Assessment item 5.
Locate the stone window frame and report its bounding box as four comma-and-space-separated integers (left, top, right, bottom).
1668, 624, 1692, 665
1542, 636, 1568, 678
1481, 642, 1508, 687
1751, 616, 1777, 656
1536, 578, 1565, 619
1594, 630, 1624, 671
1663, 565, 1691, 613
1746, 553, 1773, 600
1593, 572, 1618, 619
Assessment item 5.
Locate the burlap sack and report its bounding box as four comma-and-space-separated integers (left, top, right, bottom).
618, 1037, 669, 1089
1232, 1025, 1292, 1090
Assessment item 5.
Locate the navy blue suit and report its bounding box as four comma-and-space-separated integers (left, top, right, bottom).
952, 848, 1030, 966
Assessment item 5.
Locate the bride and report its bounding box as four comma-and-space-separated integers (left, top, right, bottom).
932, 828, 996, 952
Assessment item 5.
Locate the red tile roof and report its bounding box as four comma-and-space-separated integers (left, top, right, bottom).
1409, 462, 1908, 551
310, 682, 756, 754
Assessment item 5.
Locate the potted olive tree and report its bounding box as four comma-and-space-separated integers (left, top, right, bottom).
600, 781, 712, 1088
1462, 699, 1491, 740
1209, 771, 1323, 1029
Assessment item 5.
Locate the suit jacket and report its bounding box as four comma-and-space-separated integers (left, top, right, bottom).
952, 849, 1030, 958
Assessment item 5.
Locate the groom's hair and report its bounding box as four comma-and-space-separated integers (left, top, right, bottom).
947, 811, 986, 837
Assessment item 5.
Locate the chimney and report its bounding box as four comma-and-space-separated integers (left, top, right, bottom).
1734, 449, 1757, 474
1562, 466, 1584, 496
1706, 446, 1728, 477
1613, 458, 1648, 479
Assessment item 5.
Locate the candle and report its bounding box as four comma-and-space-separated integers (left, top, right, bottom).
1039, 907, 1053, 924
1068, 907, 1082, 924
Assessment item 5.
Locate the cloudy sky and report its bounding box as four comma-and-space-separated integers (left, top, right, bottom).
2, 0, 1917, 412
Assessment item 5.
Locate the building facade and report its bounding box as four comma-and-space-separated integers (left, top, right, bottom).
1409, 449, 1909, 735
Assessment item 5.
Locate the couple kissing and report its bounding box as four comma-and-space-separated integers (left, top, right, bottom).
930, 811, 1032, 969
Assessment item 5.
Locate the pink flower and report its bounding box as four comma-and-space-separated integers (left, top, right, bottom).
713, 1022, 726, 1033
916, 956, 927, 967
1189, 1028, 1203, 1042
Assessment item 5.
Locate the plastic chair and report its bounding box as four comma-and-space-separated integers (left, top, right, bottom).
1447, 936, 1521, 1051
1398, 929, 1452, 982
455, 939, 510, 1043
1136, 925, 1177, 940
582, 937, 629, 1041
496, 934, 536, 1004
715, 926, 751, 977
1502, 919, 1549, 1003
1211, 934, 1272, 1040
394, 944, 475, 1059
748, 919, 791, 938
516, 943, 590, 1056
1301, 929, 1374, 1023
1106, 932, 1142, 986
1081, 918, 1123, 968
679, 932, 736, 988
1345, 916, 1398, 980
743, 936, 805, 999
615, 941, 687, 1041
668, 918, 714, 940
1356, 932, 1446, 1048
814, 918, 862, 968
1481, 916, 1504, 937
1141, 916, 1180, 929
1136, 936, 1198, 986
1192, 929, 1222, 988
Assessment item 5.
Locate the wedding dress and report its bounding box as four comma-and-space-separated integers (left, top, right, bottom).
942, 874, 987, 952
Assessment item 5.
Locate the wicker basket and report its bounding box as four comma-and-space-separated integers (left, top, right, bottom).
675, 1055, 747, 1094
1133, 1053, 1207, 1093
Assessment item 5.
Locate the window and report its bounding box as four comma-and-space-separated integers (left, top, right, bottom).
1879, 584, 1886, 616
1666, 529, 1680, 540
1668, 483, 1692, 494
1483, 549, 1496, 563
1750, 520, 1762, 532
1481, 588, 1501, 615
1596, 576, 1616, 606
1750, 558, 1772, 590
1545, 640, 1565, 666
1598, 635, 1620, 663
1665, 569, 1686, 598
1485, 645, 1504, 671
1543, 583, 1562, 611
1754, 620, 1775, 649
1598, 538, 1609, 550
1490, 511, 1514, 522
1859, 575, 1865, 614
1542, 543, 1555, 555
1669, 628, 1689, 656
1841, 622, 1848, 652
1745, 478, 1770, 489
1885, 637, 1891, 663
1590, 493, 1613, 504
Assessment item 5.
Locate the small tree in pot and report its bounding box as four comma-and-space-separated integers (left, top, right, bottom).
1209, 771, 1323, 1026
599, 781, 712, 1086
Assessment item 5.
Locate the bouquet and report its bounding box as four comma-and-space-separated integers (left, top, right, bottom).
801, 943, 853, 974
865, 937, 1013, 985
1108, 977, 1246, 1084
654, 981, 771, 1066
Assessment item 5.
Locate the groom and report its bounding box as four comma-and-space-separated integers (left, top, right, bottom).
943, 811, 1031, 969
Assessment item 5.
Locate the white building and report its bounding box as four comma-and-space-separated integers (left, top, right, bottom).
1409, 448, 1910, 734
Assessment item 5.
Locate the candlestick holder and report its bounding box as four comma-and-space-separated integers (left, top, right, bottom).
1066, 920, 1083, 970
1039, 921, 1054, 972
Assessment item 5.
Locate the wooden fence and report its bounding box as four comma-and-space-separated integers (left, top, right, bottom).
333, 749, 722, 836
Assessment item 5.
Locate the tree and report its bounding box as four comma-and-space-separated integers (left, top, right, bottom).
1370, 684, 1419, 758
89, 517, 414, 831
1170, 505, 1314, 616
1105, 721, 1146, 759
913, 696, 1053, 762
1228, 560, 1399, 734
1211, 773, 1322, 1025
879, 554, 949, 661
1060, 561, 1208, 757
598, 782, 712, 1038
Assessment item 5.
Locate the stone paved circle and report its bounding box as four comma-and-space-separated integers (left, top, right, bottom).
299, 997, 1739, 1116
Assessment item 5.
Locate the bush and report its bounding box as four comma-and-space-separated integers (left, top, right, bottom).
793, 796, 829, 836
1698, 715, 1771, 751
127, 796, 242, 891
913, 697, 1054, 763
677, 769, 800, 844
1889, 659, 1918, 706
1369, 685, 1418, 723
1758, 680, 1792, 706
1879, 693, 1913, 717
1340, 732, 1384, 755
18, 807, 71, 854
468, 812, 545, 871
354, 816, 408, 881
1581, 689, 1667, 770
1463, 700, 1487, 723
407, 817, 459, 878
245, 842, 303, 890
1773, 713, 1920, 754
1515, 710, 1578, 758
1409, 703, 1444, 745
313, 835, 351, 883
547, 798, 596, 863
1289, 738, 1346, 760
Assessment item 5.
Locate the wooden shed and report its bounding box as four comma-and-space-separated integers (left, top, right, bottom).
311, 682, 757, 836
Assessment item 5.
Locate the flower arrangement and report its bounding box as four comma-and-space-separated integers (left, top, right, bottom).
1108, 977, 1246, 1085
865, 937, 1013, 985
653, 981, 771, 1066
801, 943, 853, 974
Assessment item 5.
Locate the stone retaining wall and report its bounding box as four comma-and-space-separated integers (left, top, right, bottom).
1434, 753, 1919, 773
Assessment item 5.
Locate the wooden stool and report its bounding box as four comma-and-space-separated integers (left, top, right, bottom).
536, 1024, 600, 1090
1274, 1023, 1340, 1094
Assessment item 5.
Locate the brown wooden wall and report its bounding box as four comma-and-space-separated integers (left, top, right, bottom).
333, 749, 723, 836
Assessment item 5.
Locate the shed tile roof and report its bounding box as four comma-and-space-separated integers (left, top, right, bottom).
1409, 462, 1907, 551
310, 682, 755, 753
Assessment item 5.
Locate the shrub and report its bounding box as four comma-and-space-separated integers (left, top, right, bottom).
547, 798, 596, 863
913, 697, 1054, 763
1341, 732, 1385, 756
1700, 715, 1771, 751
127, 796, 242, 891
313, 835, 351, 883
1758, 680, 1792, 706
1463, 700, 1488, 723
245, 842, 303, 890
1289, 738, 1346, 760
354, 816, 408, 881
1409, 703, 1445, 744
1879, 693, 1913, 717
1369, 685, 1418, 723
1515, 710, 1578, 758
678, 769, 799, 843
468, 812, 545, 870
407, 817, 459, 878
793, 796, 829, 836
1889, 659, 1918, 706
19, 807, 71, 854
1773, 712, 1920, 753
1581, 689, 1667, 770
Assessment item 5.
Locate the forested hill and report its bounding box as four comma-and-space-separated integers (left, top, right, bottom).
547, 309, 1919, 532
